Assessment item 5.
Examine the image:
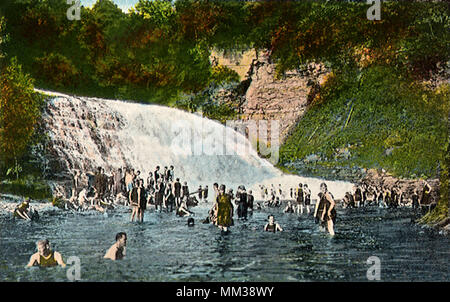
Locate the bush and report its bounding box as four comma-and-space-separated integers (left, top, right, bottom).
34, 52, 79, 88
0, 57, 43, 168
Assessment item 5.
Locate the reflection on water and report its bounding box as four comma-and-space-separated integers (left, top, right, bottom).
0, 203, 448, 281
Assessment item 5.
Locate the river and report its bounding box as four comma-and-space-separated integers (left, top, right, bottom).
0, 201, 448, 282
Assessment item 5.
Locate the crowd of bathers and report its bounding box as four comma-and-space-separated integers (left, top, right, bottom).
341, 181, 432, 210
60, 165, 215, 221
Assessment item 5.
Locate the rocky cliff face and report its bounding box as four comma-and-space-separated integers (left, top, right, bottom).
239, 51, 330, 143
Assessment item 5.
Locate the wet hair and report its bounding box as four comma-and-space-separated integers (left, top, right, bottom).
267, 214, 274, 220
37, 239, 49, 247
187, 218, 195, 226
116, 232, 127, 241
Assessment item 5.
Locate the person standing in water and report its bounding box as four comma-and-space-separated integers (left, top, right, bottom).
174, 178, 182, 208
296, 183, 304, 214
203, 185, 209, 203
303, 184, 311, 214
247, 190, 254, 215
137, 179, 147, 222
214, 184, 234, 233
27, 239, 66, 267
264, 215, 283, 232
130, 180, 140, 222
154, 166, 161, 184
198, 185, 203, 203
104, 232, 127, 261
213, 183, 219, 202
168, 165, 175, 182
314, 183, 336, 236
182, 181, 189, 202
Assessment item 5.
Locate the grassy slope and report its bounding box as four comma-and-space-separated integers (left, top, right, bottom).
279, 66, 449, 180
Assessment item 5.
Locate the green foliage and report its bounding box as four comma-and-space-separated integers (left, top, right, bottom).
0, 16, 8, 68
280, 66, 449, 179
6, 160, 22, 180
2, 0, 448, 105
34, 53, 79, 88
210, 64, 240, 86
0, 57, 43, 167
0, 176, 52, 200
131, 0, 175, 28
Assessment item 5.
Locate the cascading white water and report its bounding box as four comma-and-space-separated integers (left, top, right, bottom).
38, 89, 354, 201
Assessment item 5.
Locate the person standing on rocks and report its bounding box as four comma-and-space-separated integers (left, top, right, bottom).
353, 185, 362, 208
412, 189, 420, 210
71, 170, 81, 200
420, 180, 432, 205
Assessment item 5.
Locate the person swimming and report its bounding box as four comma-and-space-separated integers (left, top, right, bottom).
26, 239, 66, 267
264, 215, 283, 232
104, 232, 127, 261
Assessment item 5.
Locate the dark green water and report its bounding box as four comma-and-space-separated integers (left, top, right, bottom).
0, 203, 448, 281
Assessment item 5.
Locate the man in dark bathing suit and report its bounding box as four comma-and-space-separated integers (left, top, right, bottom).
174, 178, 182, 207
314, 183, 336, 236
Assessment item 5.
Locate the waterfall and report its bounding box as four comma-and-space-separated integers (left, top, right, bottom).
38, 89, 354, 200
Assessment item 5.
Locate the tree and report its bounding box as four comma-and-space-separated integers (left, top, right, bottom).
0, 57, 43, 175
